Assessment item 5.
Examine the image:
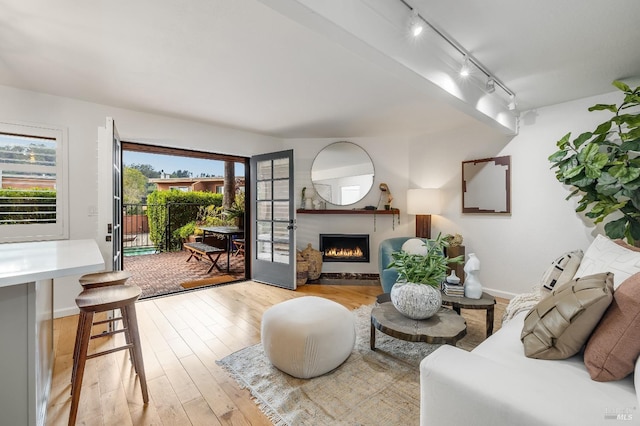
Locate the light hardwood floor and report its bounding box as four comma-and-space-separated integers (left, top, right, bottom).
46, 281, 506, 425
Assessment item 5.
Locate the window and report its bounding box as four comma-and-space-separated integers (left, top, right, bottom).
0, 121, 68, 242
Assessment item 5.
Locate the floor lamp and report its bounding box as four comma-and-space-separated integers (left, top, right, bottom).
407, 188, 441, 239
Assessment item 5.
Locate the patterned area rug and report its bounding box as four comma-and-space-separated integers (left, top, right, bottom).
217, 304, 440, 426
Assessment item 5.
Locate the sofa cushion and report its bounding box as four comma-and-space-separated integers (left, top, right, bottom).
539, 249, 583, 297
521, 272, 614, 359
584, 272, 640, 381
401, 238, 428, 255
574, 234, 640, 289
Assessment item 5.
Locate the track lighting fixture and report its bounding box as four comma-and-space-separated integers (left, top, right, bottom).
400, 0, 517, 116
409, 10, 424, 37
485, 78, 495, 93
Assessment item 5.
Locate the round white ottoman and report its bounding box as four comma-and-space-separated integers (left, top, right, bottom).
261, 296, 356, 379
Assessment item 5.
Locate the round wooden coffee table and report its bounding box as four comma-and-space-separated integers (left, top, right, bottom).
370, 301, 467, 350
441, 292, 496, 337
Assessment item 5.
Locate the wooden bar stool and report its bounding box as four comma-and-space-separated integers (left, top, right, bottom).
79, 270, 131, 289
72, 270, 132, 384
69, 285, 148, 425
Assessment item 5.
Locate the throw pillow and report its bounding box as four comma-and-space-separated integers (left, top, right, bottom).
614, 239, 640, 253
574, 234, 640, 289
401, 238, 428, 255
584, 272, 640, 381
539, 250, 583, 297
521, 272, 614, 360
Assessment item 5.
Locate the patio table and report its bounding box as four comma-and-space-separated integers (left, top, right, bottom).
199, 226, 244, 273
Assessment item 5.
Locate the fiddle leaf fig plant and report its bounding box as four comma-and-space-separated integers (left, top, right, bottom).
387, 233, 464, 288
549, 80, 640, 244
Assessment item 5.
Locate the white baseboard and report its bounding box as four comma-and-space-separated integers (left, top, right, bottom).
483, 287, 517, 300
55, 306, 79, 319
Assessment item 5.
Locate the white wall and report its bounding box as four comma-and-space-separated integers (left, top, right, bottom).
0, 84, 282, 317
284, 137, 414, 274
1, 83, 623, 312
414, 91, 622, 298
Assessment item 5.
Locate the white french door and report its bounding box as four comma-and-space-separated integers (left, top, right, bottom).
250, 150, 296, 289
97, 117, 123, 271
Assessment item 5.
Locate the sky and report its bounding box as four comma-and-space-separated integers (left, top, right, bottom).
124, 150, 245, 177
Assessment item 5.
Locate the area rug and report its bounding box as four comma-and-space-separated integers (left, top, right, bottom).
216, 304, 440, 426
180, 274, 236, 289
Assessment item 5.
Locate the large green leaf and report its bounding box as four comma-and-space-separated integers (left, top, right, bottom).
593, 120, 613, 135
556, 133, 571, 149
613, 80, 631, 92
620, 139, 640, 152
569, 175, 594, 187
604, 217, 627, 239
610, 165, 640, 184
548, 150, 567, 162
588, 104, 617, 113
596, 173, 621, 195
630, 189, 640, 210
629, 218, 640, 240
564, 165, 584, 179
573, 132, 593, 149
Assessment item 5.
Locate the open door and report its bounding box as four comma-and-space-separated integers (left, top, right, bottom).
250, 150, 296, 289
97, 117, 123, 271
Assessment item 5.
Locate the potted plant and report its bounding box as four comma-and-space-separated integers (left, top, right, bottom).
387, 233, 464, 319
549, 80, 640, 245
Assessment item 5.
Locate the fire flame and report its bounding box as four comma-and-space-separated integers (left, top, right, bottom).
325, 246, 364, 258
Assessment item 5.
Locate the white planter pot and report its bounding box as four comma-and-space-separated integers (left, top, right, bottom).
390, 282, 442, 320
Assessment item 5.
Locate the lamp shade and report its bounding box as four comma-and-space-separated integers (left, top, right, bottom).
407, 188, 441, 215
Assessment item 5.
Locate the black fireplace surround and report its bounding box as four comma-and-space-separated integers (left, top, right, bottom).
319, 234, 370, 263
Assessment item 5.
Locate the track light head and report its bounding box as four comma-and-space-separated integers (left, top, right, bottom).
508, 94, 518, 111
485, 78, 496, 93
409, 10, 424, 37
459, 55, 470, 77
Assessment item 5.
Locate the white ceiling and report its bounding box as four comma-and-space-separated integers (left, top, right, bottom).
1, 0, 639, 139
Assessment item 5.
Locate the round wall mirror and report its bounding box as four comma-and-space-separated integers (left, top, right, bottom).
311, 141, 375, 206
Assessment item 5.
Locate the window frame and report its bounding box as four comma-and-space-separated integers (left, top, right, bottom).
0, 120, 69, 243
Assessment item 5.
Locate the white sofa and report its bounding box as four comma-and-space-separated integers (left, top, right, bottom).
419, 310, 640, 426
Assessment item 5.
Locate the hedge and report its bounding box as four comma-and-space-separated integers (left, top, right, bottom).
0, 188, 56, 224
146, 190, 223, 251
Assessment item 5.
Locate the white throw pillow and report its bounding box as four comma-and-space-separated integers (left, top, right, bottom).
401, 238, 428, 255
574, 234, 640, 289
539, 249, 583, 297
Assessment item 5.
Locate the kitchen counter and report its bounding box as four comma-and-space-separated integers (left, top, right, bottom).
0, 239, 104, 426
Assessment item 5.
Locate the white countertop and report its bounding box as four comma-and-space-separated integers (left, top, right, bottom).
0, 239, 105, 287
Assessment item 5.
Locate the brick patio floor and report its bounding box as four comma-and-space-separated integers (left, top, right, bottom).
123, 248, 246, 299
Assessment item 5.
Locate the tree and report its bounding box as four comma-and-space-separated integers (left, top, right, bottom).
123, 167, 148, 205
171, 169, 191, 178
128, 163, 160, 178
223, 161, 235, 209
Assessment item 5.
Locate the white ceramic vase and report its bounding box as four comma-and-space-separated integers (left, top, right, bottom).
464, 253, 483, 299
390, 282, 442, 320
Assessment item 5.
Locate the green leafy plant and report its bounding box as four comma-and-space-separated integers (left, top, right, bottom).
173, 221, 198, 241
222, 191, 245, 221
549, 81, 640, 244
387, 234, 464, 288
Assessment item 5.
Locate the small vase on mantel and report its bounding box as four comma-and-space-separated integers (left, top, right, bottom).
390, 282, 442, 320
463, 253, 483, 299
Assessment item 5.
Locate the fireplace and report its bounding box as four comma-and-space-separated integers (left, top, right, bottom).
319, 234, 370, 263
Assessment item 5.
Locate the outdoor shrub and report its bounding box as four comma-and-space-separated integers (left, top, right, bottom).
146, 190, 223, 250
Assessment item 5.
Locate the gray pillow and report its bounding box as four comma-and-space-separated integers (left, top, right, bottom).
521, 272, 613, 360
